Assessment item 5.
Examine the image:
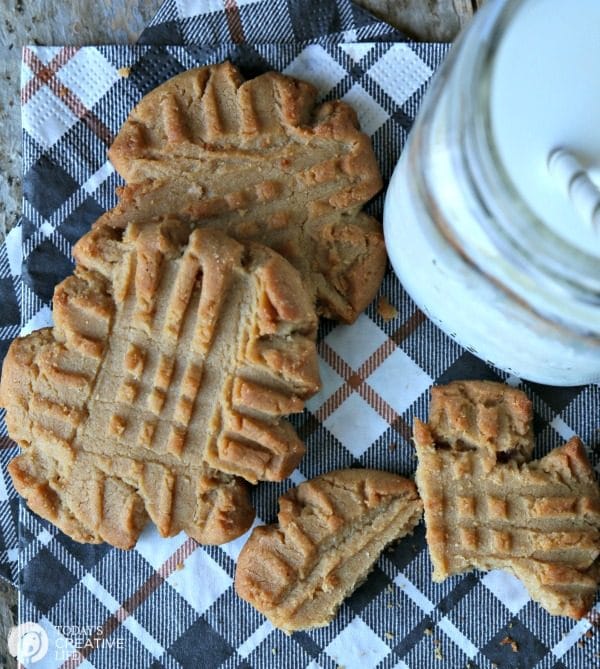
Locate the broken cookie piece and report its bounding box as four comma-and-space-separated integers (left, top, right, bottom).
414, 380, 600, 619
421, 379, 535, 466
235, 469, 423, 632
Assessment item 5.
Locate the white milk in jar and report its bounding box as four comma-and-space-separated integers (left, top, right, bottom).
384, 0, 600, 385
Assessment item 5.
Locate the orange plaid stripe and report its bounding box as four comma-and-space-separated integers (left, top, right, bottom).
224, 0, 245, 44
60, 538, 199, 668
315, 309, 427, 441
22, 47, 115, 146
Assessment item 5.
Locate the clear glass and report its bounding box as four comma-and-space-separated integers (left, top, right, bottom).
384, 0, 600, 385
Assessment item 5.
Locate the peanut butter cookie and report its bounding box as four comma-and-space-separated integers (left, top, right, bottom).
1, 221, 321, 548
414, 381, 600, 619
235, 469, 423, 632
103, 62, 386, 323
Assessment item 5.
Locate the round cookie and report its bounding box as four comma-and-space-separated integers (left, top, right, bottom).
104, 61, 386, 323
1, 221, 321, 548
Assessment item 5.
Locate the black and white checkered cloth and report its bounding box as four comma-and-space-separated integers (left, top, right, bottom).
1, 1, 598, 667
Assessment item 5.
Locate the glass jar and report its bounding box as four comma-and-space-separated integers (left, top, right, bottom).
384, 0, 600, 385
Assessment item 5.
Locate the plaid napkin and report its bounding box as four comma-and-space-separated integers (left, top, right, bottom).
2, 0, 599, 667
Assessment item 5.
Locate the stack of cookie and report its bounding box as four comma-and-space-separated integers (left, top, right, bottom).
0, 62, 389, 548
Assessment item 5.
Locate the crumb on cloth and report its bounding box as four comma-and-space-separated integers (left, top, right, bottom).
377, 296, 398, 321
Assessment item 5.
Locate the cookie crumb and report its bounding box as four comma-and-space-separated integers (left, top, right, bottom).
434, 645, 443, 660
500, 635, 519, 652
118, 66, 131, 78
424, 627, 433, 636
176, 561, 184, 571
377, 296, 398, 321
385, 631, 394, 640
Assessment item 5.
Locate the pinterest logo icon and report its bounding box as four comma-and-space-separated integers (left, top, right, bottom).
8, 622, 49, 664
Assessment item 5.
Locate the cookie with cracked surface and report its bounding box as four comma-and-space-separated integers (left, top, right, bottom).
103, 61, 385, 323
414, 380, 600, 619
235, 469, 423, 632
1, 221, 320, 548
422, 379, 535, 467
